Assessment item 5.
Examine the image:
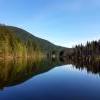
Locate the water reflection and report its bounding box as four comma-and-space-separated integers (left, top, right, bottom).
60, 57, 100, 75
0, 56, 100, 90
0, 58, 62, 90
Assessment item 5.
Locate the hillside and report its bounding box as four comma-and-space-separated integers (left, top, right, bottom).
0, 25, 65, 59
7, 26, 62, 52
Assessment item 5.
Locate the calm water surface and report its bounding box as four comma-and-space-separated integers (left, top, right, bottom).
0, 59, 100, 100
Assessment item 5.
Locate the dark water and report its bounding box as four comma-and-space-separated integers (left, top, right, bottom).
0, 58, 100, 100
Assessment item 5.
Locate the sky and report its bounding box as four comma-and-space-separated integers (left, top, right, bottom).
0, 0, 100, 47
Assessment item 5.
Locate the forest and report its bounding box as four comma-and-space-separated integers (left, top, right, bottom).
60, 40, 100, 63
0, 25, 43, 59
0, 25, 63, 60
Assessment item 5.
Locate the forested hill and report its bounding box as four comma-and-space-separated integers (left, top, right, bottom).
7, 26, 61, 51
0, 25, 64, 59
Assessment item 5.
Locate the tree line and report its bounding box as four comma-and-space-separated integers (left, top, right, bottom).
63, 40, 100, 62
0, 26, 43, 59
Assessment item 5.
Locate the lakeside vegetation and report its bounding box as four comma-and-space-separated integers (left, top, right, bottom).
72, 40, 100, 62
59, 40, 100, 75
60, 40, 100, 62
0, 25, 63, 59
0, 25, 43, 59
1, 24, 100, 69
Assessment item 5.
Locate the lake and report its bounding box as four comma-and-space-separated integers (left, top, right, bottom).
0, 58, 100, 100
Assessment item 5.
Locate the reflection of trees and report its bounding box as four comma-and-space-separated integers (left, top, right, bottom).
72, 60, 100, 75
60, 57, 100, 75
59, 39, 100, 76
0, 58, 62, 90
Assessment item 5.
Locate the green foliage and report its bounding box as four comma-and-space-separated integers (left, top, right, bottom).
0, 25, 42, 58
63, 40, 100, 62
0, 25, 63, 59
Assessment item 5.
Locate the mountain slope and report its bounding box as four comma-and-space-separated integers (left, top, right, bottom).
0, 25, 65, 58
7, 26, 64, 52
